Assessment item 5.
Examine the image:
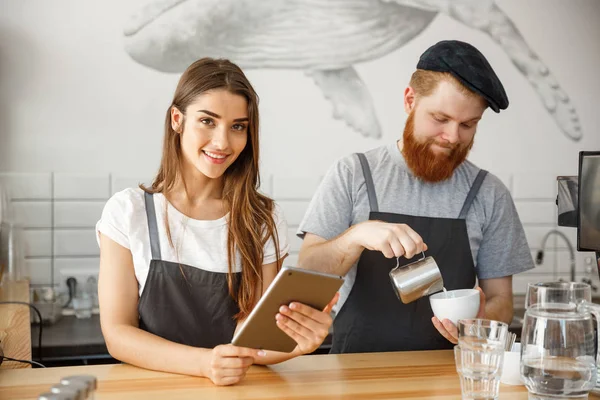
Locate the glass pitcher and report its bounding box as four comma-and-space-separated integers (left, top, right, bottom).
521, 282, 600, 399
525, 282, 591, 309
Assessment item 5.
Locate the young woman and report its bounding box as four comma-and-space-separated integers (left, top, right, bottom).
96, 58, 338, 386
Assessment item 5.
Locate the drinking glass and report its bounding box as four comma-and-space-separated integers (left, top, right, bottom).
458, 319, 508, 350
455, 344, 504, 399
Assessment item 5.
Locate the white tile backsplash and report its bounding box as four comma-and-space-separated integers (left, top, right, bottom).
6, 171, 587, 293
26, 258, 52, 285
524, 226, 556, 250
259, 174, 273, 198
54, 257, 100, 290
54, 257, 100, 273
22, 229, 51, 257
0, 173, 52, 199
273, 176, 322, 199
512, 274, 552, 295
54, 229, 98, 257
54, 202, 105, 228
111, 176, 152, 195
513, 173, 557, 200
524, 250, 555, 276
515, 201, 557, 225
11, 202, 52, 228
278, 200, 310, 226
54, 173, 110, 199
556, 226, 579, 250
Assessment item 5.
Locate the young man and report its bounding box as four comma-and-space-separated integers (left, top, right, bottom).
297, 40, 534, 353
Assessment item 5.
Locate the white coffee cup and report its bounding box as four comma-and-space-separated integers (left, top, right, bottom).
500, 342, 523, 385
429, 288, 480, 325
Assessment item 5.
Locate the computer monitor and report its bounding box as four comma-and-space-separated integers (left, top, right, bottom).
577, 151, 600, 252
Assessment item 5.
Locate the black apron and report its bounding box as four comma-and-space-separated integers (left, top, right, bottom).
137, 192, 240, 348
330, 153, 487, 353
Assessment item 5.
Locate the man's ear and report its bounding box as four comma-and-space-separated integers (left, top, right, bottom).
404, 86, 416, 114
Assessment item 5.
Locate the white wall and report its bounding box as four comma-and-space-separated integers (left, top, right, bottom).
0, 0, 599, 294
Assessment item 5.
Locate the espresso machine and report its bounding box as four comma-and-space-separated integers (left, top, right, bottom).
557, 151, 600, 278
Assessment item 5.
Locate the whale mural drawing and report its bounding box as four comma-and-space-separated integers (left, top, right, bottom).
123, 0, 583, 141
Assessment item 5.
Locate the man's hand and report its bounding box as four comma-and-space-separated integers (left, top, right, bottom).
351, 221, 428, 259
431, 287, 486, 344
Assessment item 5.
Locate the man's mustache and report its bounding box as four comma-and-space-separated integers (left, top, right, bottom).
428, 140, 457, 151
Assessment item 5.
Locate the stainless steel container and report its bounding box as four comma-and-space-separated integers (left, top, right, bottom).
38, 392, 76, 400
61, 375, 98, 400
389, 252, 444, 303
51, 382, 86, 400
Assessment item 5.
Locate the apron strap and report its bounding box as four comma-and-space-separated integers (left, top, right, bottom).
144, 192, 162, 260
458, 169, 488, 219
356, 153, 379, 212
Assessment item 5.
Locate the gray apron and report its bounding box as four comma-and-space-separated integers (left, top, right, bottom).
330, 153, 487, 353
137, 192, 240, 348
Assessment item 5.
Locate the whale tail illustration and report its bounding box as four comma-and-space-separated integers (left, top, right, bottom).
446, 0, 583, 141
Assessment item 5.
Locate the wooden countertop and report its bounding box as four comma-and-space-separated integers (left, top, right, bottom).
0, 350, 572, 400
0, 280, 31, 369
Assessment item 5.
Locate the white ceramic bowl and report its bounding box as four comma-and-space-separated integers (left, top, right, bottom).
429, 288, 480, 325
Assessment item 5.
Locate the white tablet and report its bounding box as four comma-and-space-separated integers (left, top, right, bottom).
231, 266, 344, 353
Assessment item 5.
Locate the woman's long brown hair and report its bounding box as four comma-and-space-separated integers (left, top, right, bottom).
141, 58, 281, 320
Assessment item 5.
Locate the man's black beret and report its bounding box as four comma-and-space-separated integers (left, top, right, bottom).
416, 40, 509, 112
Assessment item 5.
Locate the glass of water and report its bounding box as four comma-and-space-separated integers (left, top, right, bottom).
454, 344, 504, 399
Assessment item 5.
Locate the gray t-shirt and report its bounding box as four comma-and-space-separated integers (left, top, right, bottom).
298, 142, 534, 313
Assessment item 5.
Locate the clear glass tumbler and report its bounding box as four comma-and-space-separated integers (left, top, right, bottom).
458, 319, 508, 350
454, 344, 504, 400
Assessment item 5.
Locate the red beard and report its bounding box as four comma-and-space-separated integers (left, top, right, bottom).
401, 112, 473, 182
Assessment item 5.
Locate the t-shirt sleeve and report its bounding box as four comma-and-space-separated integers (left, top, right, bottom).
96, 189, 134, 250
297, 158, 355, 240
263, 203, 290, 265
476, 192, 535, 279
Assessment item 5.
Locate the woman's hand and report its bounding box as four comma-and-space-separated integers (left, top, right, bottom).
204, 344, 261, 386
276, 292, 340, 354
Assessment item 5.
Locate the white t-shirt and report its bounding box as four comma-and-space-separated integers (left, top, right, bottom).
96, 188, 290, 296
